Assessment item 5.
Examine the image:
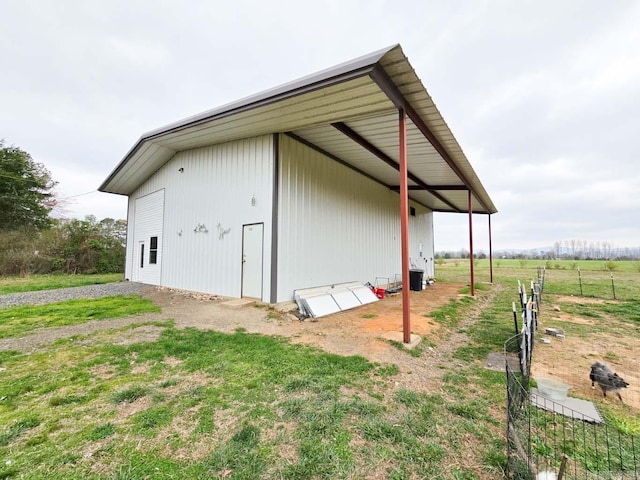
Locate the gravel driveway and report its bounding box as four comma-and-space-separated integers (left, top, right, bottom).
0, 282, 147, 309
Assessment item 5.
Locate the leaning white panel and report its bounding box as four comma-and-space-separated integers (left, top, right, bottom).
304, 295, 341, 318
350, 285, 379, 305
331, 290, 362, 310
293, 282, 378, 319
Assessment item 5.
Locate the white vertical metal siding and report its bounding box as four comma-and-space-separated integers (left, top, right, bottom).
409, 206, 435, 278
277, 135, 434, 301
127, 135, 274, 300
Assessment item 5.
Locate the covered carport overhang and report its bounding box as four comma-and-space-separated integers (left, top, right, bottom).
100, 43, 498, 343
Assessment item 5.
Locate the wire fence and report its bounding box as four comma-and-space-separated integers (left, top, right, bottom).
505, 268, 640, 479
539, 267, 637, 301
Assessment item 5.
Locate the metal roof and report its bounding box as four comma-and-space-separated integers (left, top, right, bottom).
99, 44, 497, 214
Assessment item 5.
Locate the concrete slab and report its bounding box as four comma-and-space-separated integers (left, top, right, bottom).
379, 331, 422, 349
531, 388, 603, 423
220, 298, 256, 309
484, 351, 520, 372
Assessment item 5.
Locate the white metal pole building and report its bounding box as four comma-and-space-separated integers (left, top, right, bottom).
100, 44, 497, 341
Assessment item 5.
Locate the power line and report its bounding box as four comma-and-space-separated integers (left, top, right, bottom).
63, 190, 97, 199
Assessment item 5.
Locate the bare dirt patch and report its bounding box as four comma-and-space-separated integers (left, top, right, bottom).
130, 361, 152, 375
111, 325, 164, 346
162, 356, 183, 368
98, 282, 467, 372
159, 374, 214, 398
531, 318, 640, 411
89, 364, 117, 380
283, 283, 463, 358
116, 395, 153, 418
554, 295, 610, 305
547, 312, 597, 326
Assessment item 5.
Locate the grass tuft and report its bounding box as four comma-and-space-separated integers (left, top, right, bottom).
88, 422, 116, 441
208, 424, 265, 478
49, 394, 90, 406
0, 415, 41, 446
110, 385, 150, 404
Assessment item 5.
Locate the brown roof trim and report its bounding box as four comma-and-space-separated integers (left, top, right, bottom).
369, 64, 492, 213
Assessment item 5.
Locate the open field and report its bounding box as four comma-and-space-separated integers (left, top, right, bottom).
436, 258, 639, 301
0, 263, 638, 479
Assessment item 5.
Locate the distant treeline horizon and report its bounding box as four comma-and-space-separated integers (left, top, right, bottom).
437, 240, 640, 260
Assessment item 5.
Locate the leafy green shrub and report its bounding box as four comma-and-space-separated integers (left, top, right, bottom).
0, 230, 38, 275
0, 216, 125, 275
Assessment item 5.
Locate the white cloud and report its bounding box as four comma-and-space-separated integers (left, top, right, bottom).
106, 37, 171, 70
1, 0, 638, 251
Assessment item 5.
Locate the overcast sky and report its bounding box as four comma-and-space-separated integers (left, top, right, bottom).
1, 1, 638, 253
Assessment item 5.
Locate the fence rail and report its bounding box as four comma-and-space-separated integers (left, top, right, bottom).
505, 268, 640, 479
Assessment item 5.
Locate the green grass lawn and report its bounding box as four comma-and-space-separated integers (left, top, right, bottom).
0, 295, 160, 338
0, 323, 506, 479
0, 264, 638, 479
0, 273, 123, 295
0, 277, 507, 480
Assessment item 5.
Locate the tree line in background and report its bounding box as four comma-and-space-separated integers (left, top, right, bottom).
551, 240, 640, 260
436, 241, 640, 262
1, 140, 126, 275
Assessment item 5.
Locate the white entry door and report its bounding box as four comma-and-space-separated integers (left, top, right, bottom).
242, 223, 263, 299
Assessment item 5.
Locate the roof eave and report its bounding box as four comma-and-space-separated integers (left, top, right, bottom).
98, 44, 400, 194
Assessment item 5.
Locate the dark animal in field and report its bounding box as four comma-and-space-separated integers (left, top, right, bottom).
589, 362, 629, 402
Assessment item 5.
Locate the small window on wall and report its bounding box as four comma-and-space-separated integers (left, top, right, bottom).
149, 236, 158, 264
410, 207, 416, 217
